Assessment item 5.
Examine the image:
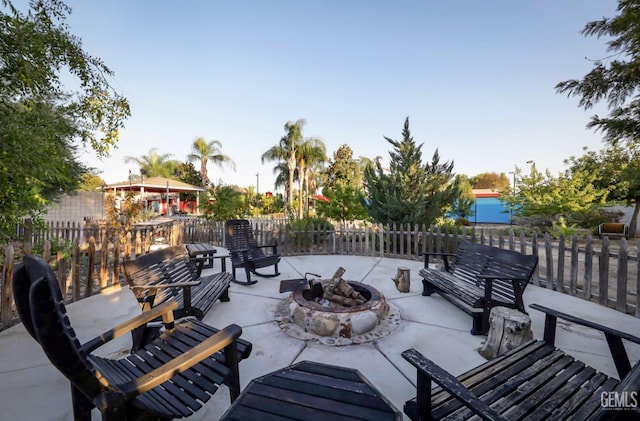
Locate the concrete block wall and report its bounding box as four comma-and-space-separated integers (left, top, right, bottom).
43, 192, 105, 222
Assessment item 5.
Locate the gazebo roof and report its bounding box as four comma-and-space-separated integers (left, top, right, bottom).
105, 176, 206, 193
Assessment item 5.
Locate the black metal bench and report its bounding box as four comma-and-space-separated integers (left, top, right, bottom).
420, 242, 538, 335
122, 245, 232, 321
13, 254, 252, 421
402, 303, 640, 420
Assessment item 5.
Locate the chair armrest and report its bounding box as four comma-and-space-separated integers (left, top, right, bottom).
530, 303, 640, 379
81, 301, 179, 353
401, 348, 507, 421
118, 323, 243, 398
530, 304, 640, 345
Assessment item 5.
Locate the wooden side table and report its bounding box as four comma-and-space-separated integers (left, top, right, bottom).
221, 360, 401, 420
185, 243, 217, 271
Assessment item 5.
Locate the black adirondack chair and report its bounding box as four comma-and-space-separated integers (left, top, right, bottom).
224, 219, 281, 285
13, 254, 252, 421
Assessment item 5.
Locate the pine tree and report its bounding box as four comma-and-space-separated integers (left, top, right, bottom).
363, 117, 459, 225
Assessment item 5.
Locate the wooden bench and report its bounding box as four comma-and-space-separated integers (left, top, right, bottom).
122, 245, 232, 321
14, 254, 253, 420
402, 303, 640, 420
420, 242, 538, 335
599, 222, 629, 240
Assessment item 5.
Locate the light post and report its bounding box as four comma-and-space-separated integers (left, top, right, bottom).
508, 170, 516, 225
256, 173, 259, 195
526, 160, 536, 171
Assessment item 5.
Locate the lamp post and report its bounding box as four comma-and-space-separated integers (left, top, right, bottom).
526, 160, 536, 171
508, 171, 516, 224
256, 173, 259, 195
140, 169, 145, 208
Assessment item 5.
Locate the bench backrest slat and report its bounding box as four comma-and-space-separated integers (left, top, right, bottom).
449, 243, 537, 301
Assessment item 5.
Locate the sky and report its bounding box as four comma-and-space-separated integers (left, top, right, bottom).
27, 0, 622, 192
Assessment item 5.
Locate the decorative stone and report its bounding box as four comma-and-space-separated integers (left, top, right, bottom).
478, 306, 533, 359
309, 315, 340, 336
351, 311, 378, 334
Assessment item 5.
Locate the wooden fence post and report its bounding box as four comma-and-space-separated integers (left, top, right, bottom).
617, 239, 628, 312
599, 237, 610, 305
2, 245, 14, 327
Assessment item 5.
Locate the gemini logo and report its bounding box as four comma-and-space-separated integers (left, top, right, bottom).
601, 391, 638, 411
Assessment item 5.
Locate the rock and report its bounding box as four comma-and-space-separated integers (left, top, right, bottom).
351, 311, 378, 334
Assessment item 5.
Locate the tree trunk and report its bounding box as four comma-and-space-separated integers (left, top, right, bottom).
629, 200, 640, 238
478, 307, 532, 359
392, 266, 411, 292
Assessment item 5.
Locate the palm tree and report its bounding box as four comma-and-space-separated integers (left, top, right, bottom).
187, 137, 236, 186
124, 148, 179, 178
296, 138, 326, 218
261, 119, 306, 211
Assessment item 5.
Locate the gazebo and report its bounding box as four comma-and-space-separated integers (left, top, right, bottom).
105, 176, 206, 215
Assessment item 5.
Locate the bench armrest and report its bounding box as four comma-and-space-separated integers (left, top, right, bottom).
422, 252, 456, 270
530, 303, 640, 378
81, 301, 179, 353
401, 348, 507, 421
476, 273, 529, 282
129, 281, 202, 290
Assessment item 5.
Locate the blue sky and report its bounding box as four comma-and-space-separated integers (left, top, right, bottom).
39, 0, 620, 191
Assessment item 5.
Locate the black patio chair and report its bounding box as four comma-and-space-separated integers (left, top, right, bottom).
224, 219, 280, 286
13, 254, 252, 421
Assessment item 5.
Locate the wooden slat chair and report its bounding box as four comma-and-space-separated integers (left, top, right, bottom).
13, 254, 252, 421
224, 219, 281, 286
402, 303, 640, 420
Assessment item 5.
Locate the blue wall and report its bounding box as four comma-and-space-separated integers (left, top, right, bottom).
471, 197, 510, 224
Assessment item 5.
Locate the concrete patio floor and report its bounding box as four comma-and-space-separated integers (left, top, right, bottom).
1, 252, 639, 420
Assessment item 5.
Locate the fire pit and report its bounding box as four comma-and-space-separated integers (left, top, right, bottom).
276, 267, 401, 346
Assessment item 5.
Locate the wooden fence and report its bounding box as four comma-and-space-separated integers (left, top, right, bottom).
0, 219, 184, 329
184, 220, 639, 318
1, 218, 638, 331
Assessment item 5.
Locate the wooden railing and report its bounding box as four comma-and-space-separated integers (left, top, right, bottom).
2, 218, 638, 331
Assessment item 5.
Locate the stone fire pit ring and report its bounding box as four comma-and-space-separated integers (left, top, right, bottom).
275, 280, 401, 346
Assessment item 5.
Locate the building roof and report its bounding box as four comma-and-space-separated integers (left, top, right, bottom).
105, 176, 206, 193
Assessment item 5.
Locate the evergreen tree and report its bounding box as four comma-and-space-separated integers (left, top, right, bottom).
556, 0, 640, 236
323, 144, 361, 190
363, 117, 459, 225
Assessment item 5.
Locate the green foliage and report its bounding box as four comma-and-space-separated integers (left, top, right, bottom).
0, 0, 129, 242
363, 117, 460, 225
78, 173, 106, 192
287, 215, 334, 247
469, 172, 510, 191
124, 148, 179, 178
32, 237, 74, 267
202, 184, 245, 222
501, 167, 609, 231
323, 144, 362, 189
450, 175, 475, 221
187, 137, 235, 186
549, 216, 578, 240
556, 0, 640, 236
317, 183, 369, 222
